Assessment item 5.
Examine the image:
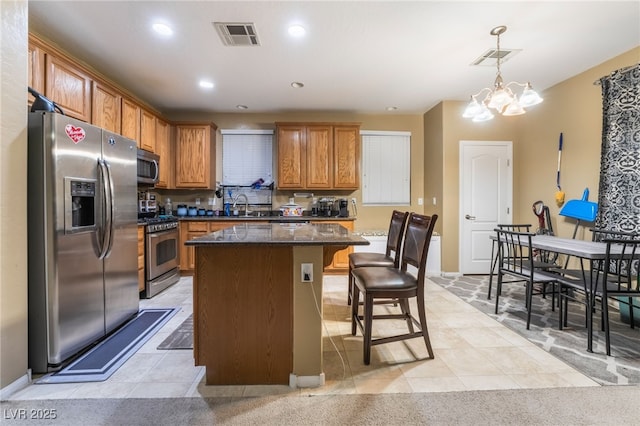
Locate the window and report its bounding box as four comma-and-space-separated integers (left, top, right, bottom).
361, 131, 411, 205
221, 130, 273, 185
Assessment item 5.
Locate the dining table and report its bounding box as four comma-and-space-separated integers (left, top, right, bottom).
489, 233, 632, 352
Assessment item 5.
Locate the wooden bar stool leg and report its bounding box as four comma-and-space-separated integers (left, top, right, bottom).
363, 293, 374, 365
417, 292, 434, 359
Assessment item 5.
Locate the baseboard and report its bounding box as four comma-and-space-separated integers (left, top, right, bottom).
289, 372, 325, 388
441, 272, 462, 278
0, 370, 31, 401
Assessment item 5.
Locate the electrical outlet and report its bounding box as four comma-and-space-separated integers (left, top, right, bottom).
301, 263, 313, 283
418, 197, 424, 206
208, 198, 215, 206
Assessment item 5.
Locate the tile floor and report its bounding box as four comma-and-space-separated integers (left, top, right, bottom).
9, 275, 599, 400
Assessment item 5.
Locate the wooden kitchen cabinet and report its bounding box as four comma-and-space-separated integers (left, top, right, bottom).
319, 220, 354, 273
306, 125, 333, 189
175, 123, 217, 189
140, 108, 157, 153
121, 98, 141, 145
27, 39, 45, 104
45, 54, 92, 122
155, 119, 172, 188
333, 125, 360, 189
276, 122, 360, 190
91, 81, 121, 134
276, 125, 306, 189
179, 221, 237, 273
138, 225, 145, 293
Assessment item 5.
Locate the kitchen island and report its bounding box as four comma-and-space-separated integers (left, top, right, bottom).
185, 222, 368, 387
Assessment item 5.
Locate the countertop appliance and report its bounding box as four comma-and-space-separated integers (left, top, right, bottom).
338, 198, 349, 217
138, 215, 180, 298
28, 112, 139, 373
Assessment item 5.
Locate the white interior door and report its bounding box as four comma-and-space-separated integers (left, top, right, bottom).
459, 141, 512, 274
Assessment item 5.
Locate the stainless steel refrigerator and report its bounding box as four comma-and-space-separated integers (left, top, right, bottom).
28, 111, 139, 373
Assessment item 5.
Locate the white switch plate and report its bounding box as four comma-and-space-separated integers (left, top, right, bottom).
418, 197, 423, 206
208, 198, 215, 206
301, 263, 313, 283
195, 198, 201, 205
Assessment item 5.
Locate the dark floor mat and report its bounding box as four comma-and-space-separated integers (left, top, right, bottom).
157, 314, 193, 350
36, 308, 177, 384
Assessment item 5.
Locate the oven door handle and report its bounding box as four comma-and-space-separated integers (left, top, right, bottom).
147, 228, 178, 238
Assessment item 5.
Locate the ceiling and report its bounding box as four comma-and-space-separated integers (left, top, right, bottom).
28, 1, 640, 116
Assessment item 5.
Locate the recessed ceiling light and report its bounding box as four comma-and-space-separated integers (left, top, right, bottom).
288, 25, 306, 37
199, 80, 214, 89
291, 82, 304, 88
152, 22, 173, 36
236, 105, 248, 110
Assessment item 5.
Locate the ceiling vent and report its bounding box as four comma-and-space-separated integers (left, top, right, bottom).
471, 48, 521, 66
214, 22, 260, 46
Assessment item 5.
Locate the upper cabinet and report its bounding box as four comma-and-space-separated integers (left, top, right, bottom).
28, 39, 45, 103
140, 108, 157, 153
91, 81, 121, 134
155, 119, 172, 189
29, 34, 166, 155
175, 123, 217, 189
333, 125, 360, 189
121, 98, 141, 145
44, 54, 92, 122
276, 122, 361, 190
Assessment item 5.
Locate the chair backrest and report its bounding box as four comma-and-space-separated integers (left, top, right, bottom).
495, 228, 536, 278
497, 224, 532, 232
386, 210, 410, 267
399, 213, 438, 289
590, 228, 639, 242
600, 238, 640, 294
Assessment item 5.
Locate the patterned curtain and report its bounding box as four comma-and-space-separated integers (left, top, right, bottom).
595, 64, 640, 233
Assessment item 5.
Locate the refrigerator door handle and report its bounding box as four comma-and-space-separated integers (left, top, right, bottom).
104, 159, 116, 258
97, 159, 114, 259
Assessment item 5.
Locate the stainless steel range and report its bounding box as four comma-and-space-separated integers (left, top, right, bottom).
140, 215, 180, 298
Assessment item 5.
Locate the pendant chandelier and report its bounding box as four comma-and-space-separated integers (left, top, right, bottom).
463, 26, 543, 122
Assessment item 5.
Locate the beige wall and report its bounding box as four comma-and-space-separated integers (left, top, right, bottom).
1, 0, 29, 391
517, 47, 640, 239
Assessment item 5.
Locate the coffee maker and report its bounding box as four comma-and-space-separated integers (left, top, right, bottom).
338, 198, 349, 217
318, 197, 334, 217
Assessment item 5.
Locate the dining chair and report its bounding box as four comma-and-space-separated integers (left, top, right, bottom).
347, 210, 409, 305
487, 224, 533, 300
558, 237, 640, 355
350, 213, 437, 365
493, 228, 560, 330
488, 224, 559, 301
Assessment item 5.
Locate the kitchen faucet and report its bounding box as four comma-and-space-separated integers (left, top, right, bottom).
232, 193, 250, 217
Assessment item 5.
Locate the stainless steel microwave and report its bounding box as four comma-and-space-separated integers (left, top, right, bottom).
137, 149, 159, 185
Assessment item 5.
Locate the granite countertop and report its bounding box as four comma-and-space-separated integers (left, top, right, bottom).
178, 215, 355, 222
185, 222, 369, 247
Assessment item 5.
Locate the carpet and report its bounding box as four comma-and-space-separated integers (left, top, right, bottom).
2, 387, 640, 425
36, 308, 178, 384
430, 275, 640, 385
157, 314, 193, 350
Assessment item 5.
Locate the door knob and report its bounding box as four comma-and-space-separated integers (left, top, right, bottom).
465, 214, 476, 220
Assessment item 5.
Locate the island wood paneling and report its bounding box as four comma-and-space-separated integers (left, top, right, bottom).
193, 245, 293, 385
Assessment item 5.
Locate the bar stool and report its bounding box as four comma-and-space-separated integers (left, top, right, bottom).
347, 210, 409, 305
351, 213, 438, 365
